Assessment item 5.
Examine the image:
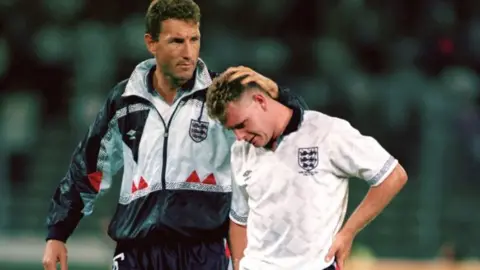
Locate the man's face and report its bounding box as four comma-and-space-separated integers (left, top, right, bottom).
224, 92, 274, 147
146, 19, 200, 84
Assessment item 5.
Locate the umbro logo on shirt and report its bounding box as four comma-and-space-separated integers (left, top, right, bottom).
243, 170, 252, 181
127, 130, 136, 140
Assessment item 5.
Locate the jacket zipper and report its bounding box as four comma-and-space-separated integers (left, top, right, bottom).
160, 101, 183, 190
133, 94, 194, 190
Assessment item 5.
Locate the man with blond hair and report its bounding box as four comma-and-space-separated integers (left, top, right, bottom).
206, 71, 408, 270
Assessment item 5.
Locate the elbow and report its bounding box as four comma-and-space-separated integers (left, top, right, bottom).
395, 163, 408, 189
376, 163, 408, 190
400, 164, 408, 183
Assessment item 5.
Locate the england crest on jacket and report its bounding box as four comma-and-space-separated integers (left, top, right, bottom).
189, 119, 209, 143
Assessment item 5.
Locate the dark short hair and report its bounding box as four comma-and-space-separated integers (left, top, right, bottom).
206, 73, 264, 124
145, 0, 201, 40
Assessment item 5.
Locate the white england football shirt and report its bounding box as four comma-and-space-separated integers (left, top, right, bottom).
229, 110, 398, 270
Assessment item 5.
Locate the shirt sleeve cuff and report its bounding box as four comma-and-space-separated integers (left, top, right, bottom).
229, 210, 248, 226
368, 156, 398, 187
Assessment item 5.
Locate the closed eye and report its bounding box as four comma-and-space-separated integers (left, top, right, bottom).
232, 121, 246, 130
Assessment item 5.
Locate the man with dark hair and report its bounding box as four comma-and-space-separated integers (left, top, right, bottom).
206, 71, 407, 270
41, 0, 305, 270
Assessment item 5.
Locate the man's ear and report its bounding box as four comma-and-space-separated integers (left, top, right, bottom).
252, 93, 268, 111
144, 34, 157, 55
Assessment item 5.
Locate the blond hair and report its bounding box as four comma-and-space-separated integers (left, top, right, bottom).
206, 73, 265, 124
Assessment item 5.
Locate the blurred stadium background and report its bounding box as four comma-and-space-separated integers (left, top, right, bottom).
1, 0, 480, 269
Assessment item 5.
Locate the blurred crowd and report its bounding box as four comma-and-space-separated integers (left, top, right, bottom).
0, 0, 479, 259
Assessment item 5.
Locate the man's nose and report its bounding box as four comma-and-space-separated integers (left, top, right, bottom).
181, 42, 194, 59
233, 129, 247, 141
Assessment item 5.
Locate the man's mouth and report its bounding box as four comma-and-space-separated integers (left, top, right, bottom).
178, 62, 193, 67
248, 135, 256, 144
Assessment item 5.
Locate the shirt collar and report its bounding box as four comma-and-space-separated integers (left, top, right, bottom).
265, 106, 303, 150
283, 106, 303, 135
122, 58, 211, 99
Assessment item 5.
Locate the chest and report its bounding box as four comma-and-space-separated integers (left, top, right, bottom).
118, 94, 222, 137
236, 142, 335, 202
115, 96, 234, 165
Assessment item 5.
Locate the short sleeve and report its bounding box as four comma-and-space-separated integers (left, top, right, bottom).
229, 143, 250, 226
328, 119, 398, 186
229, 176, 249, 226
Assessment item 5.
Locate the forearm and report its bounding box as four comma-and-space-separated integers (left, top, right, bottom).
46, 172, 86, 242
229, 220, 247, 270
342, 164, 408, 236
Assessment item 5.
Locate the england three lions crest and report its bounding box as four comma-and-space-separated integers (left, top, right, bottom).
189, 119, 209, 143
298, 147, 318, 175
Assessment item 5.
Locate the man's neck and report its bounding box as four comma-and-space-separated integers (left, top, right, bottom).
265, 103, 301, 151
272, 103, 294, 142
153, 69, 185, 104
